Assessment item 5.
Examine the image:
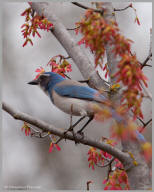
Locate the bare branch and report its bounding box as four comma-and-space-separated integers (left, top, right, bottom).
72, 2, 102, 13
114, 4, 132, 12
141, 29, 152, 69
86, 181, 92, 190
137, 118, 152, 129
144, 118, 152, 127
67, 26, 80, 31
141, 53, 152, 69
2, 101, 131, 164
96, 157, 115, 168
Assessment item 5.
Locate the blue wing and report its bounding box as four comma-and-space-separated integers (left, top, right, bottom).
54, 85, 106, 102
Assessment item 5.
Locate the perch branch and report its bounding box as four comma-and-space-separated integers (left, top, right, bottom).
67, 26, 80, 31
2, 101, 131, 165
137, 118, 152, 129
141, 53, 152, 69
96, 157, 115, 168
114, 4, 132, 12
72, 2, 102, 13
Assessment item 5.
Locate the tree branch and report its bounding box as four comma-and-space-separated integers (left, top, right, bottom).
141, 28, 152, 69
67, 26, 80, 31
114, 4, 132, 12
72, 2, 102, 13
141, 82, 152, 101
141, 53, 152, 69
2, 101, 131, 165
96, 157, 115, 168
30, 2, 109, 91
137, 118, 152, 131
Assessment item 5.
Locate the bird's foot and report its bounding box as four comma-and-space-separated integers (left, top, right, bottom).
69, 128, 79, 145
56, 126, 75, 144
74, 130, 84, 143
31, 131, 48, 138
63, 126, 74, 140
64, 127, 84, 145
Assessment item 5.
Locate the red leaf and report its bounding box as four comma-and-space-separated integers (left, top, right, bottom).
129, 3, 133, 8
22, 39, 28, 47
49, 143, 54, 153
135, 17, 140, 25
36, 30, 41, 38
103, 179, 108, 184
55, 144, 61, 151
78, 37, 85, 45
28, 2, 32, 6
104, 186, 109, 190
28, 38, 33, 46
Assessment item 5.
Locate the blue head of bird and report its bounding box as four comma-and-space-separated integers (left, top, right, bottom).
28, 72, 65, 94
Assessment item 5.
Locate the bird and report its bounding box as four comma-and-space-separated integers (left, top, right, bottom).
28, 71, 145, 142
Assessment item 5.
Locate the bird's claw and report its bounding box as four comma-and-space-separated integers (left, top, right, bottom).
75, 130, 84, 143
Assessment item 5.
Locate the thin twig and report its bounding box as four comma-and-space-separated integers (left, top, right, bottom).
101, 154, 113, 162
141, 28, 152, 69
137, 118, 152, 129
63, 56, 71, 59
106, 158, 115, 180
96, 157, 115, 168
86, 181, 92, 190
67, 26, 80, 31
58, 54, 71, 60
141, 53, 152, 69
114, 4, 132, 12
144, 119, 152, 127
72, 2, 102, 13
64, 74, 71, 79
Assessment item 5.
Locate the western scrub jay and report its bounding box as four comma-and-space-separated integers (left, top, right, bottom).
28, 72, 145, 142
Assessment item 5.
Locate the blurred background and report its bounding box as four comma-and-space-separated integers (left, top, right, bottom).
2, 2, 152, 190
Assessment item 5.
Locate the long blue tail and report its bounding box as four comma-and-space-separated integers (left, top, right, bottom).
111, 109, 146, 143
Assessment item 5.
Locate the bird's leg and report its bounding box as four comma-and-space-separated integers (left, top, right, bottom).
77, 115, 94, 136
56, 115, 86, 144
68, 104, 76, 143
68, 115, 86, 132
56, 104, 86, 144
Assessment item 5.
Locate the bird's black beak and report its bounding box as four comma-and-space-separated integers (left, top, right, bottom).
27, 79, 39, 85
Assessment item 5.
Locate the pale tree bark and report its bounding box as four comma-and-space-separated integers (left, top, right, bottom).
3, 2, 151, 190
97, 3, 151, 189
100, 3, 151, 189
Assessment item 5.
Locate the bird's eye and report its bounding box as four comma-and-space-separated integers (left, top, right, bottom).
39, 74, 49, 81
39, 75, 46, 80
